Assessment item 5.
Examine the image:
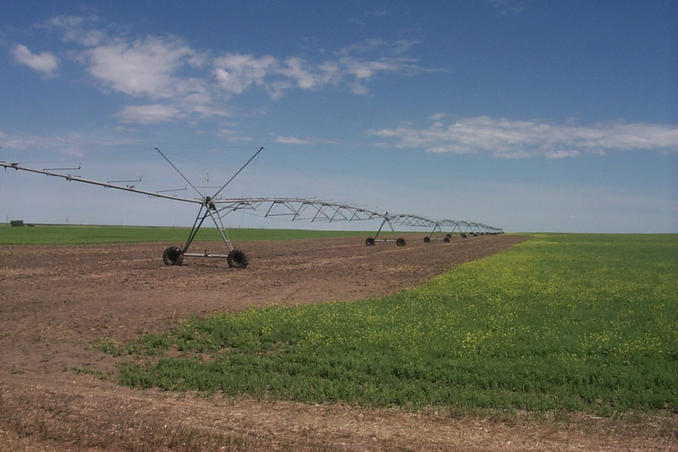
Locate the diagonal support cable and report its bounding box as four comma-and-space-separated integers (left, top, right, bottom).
211, 147, 264, 200
155, 147, 205, 198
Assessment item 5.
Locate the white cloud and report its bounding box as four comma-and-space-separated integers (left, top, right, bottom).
190, 104, 230, 117
0, 131, 85, 152
0, 130, 48, 150
219, 128, 253, 142
44, 15, 228, 122
278, 57, 318, 89
276, 136, 312, 145
340, 56, 414, 80
274, 135, 342, 146
0, 131, 139, 158
391, 39, 421, 55
368, 116, 678, 158
488, 0, 529, 15
214, 53, 277, 94
213, 48, 421, 98
47, 15, 105, 46
49, 15, 84, 28
116, 104, 182, 124
545, 150, 580, 159
341, 39, 386, 54
11, 44, 59, 75
84, 36, 200, 98
40, 15, 425, 120
213, 52, 391, 98
278, 57, 343, 91
337, 38, 420, 56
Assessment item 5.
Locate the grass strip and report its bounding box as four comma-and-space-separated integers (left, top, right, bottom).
112, 233, 678, 415
0, 224, 369, 245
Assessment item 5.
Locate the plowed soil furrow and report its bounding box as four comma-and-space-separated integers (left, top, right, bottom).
1, 234, 675, 451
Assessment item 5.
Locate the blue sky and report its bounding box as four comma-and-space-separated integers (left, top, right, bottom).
1, 0, 676, 232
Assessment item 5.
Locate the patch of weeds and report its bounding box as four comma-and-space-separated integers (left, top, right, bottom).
71, 366, 96, 375
96, 338, 123, 357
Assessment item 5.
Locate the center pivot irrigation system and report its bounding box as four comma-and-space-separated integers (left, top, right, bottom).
1, 146, 502, 268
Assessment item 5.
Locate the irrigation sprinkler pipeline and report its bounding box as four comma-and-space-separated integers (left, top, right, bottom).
107, 177, 142, 189
0, 148, 264, 269
1, 152, 503, 267
365, 213, 438, 247
156, 186, 187, 194
43, 163, 81, 171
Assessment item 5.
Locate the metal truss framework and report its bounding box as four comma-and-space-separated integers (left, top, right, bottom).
1, 149, 503, 268
433, 219, 503, 240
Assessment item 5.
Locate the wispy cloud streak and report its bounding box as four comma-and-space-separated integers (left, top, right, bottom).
368, 115, 678, 158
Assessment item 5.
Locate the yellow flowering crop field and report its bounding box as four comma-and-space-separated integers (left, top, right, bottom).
111, 234, 678, 415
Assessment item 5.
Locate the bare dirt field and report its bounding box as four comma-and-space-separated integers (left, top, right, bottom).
0, 234, 675, 451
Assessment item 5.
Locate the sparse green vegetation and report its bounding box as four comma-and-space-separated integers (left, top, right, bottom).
110, 234, 678, 415
0, 223, 369, 245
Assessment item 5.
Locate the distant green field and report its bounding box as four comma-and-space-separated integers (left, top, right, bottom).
107, 233, 678, 416
0, 224, 369, 245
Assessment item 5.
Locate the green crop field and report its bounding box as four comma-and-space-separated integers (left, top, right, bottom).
105, 233, 678, 416
0, 223, 369, 245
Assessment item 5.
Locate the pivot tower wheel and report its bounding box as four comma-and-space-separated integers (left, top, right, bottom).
162, 246, 184, 265
396, 237, 406, 247
365, 237, 376, 246
423, 236, 430, 243
227, 249, 249, 268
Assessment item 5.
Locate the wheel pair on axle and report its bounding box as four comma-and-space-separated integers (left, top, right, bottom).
423, 233, 453, 243
365, 237, 406, 247
162, 246, 249, 268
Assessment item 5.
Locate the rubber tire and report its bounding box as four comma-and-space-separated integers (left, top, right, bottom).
162, 246, 183, 266
460, 233, 467, 239
443, 236, 450, 243
365, 237, 376, 246
423, 236, 430, 243
396, 237, 406, 247
227, 249, 249, 269
446, 233, 452, 239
